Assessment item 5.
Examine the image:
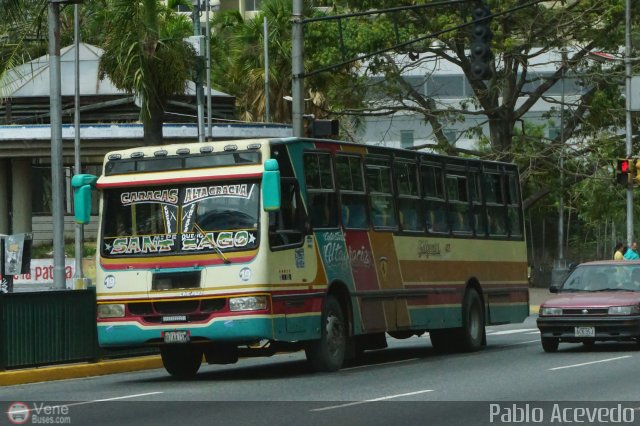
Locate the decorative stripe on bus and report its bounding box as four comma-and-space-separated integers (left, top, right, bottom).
97, 172, 263, 188
98, 314, 276, 330
99, 255, 258, 270
97, 287, 327, 303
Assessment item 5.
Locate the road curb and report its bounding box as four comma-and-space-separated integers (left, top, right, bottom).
0, 356, 163, 387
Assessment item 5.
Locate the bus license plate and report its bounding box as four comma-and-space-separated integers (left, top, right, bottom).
163, 330, 190, 344
574, 327, 595, 338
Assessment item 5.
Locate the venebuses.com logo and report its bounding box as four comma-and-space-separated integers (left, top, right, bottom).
6, 401, 71, 424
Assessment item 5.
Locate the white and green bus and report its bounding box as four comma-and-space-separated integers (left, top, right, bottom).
73, 137, 529, 377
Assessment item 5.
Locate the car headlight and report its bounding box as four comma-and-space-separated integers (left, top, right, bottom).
540, 307, 562, 316
608, 305, 640, 315
229, 296, 267, 312
97, 303, 125, 318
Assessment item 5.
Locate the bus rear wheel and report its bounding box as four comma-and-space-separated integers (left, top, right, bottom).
458, 288, 484, 352
160, 345, 203, 378
305, 296, 346, 372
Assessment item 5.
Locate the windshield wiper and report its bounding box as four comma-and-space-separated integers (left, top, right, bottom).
592, 288, 629, 292
193, 222, 231, 264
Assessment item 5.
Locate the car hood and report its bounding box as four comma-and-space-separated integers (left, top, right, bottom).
542, 292, 640, 308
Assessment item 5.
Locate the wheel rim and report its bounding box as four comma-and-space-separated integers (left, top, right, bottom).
325, 312, 345, 357
468, 302, 481, 340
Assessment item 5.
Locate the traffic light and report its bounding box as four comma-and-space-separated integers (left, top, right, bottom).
469, 1, 493, 80
616, 158, 634, 185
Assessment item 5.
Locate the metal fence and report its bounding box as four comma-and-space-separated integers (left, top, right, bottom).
0, 289, 99, 370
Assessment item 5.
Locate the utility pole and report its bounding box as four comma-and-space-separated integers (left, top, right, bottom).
625, 0, 633, 245
292, 0, 304, 137
264, 16, 270, 123
73, 2, 84, 283
48, 0, 66, 289
192, 0, 205, 142
205, 0, 212, 140
551, 49, 568, 287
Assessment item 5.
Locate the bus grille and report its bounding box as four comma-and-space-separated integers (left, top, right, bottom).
127, 299, 226, 316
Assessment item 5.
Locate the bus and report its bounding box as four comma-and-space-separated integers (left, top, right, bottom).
72, 137, 529, 377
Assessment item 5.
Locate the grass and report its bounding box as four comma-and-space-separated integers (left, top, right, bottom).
31, 240, 97, 259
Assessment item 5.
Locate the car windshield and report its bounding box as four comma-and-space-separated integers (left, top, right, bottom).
561, 264, 640, 292
102, 181, 260, 257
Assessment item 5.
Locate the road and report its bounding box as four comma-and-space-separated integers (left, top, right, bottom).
2, 315, 640, 425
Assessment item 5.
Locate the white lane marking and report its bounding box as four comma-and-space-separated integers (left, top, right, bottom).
503, 339, 540, 347
310, 389, 435, 412
342, 358, 420, 371
526, 331, 541, 335
487, 328, 537, 335
6, 392, 165, 415
549, 355, 632, 371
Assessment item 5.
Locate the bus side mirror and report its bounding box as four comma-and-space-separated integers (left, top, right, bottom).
71, 174, 98, 224
263, 159, 281, 212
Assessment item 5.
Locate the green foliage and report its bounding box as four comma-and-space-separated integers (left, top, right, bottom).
98, 0, 195, 140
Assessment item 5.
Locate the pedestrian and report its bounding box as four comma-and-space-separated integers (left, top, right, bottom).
614, 242, 625, 260
624, 241, 640, 260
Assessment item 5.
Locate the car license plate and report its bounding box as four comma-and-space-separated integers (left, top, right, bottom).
163, 330, 190, 344
574, 327, 595, 338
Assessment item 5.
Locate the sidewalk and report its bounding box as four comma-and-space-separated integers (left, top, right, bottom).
0, 288, 548, 387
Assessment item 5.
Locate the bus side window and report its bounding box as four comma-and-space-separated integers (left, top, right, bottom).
305, 152, 338, 229
269, 179, 305, 249
336, 155, 368, 229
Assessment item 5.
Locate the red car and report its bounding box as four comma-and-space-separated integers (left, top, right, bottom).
537, 260, 640, 352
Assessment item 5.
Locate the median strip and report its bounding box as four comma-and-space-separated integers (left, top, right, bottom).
0, 356, 163, 386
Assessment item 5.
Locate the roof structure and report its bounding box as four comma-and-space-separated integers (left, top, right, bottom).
0, 42, 235, 125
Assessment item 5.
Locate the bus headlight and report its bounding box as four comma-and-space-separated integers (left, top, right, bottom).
97, 304, 125, 318
229, 296, 267, 312
608, 305, 640, 315
540, 307, 562, 316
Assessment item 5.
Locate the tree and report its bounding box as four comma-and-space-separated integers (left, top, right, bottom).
0, 0, 48, 99
98, 0, 195, 145
210, 0, 367, 129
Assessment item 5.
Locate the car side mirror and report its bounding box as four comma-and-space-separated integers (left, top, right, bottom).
549, 285, 559, 294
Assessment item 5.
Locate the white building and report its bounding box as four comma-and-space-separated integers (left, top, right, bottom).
357, 49, 585, 151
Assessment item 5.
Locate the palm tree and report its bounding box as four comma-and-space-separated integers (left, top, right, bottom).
98, 0, 195, 145
0, 0, 48, 99
211, 0, 366, 134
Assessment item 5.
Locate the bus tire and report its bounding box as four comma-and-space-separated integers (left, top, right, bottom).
458, 288, 484, 352
305, 296, 346, 372
160, 345, 203, 378
541, 337, 559, 353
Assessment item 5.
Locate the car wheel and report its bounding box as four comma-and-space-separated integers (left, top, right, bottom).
541, 337, 559, 353
305, 296, 346, 372
160, 345, 203, 378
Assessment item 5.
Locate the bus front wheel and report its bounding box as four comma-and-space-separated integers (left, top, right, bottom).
160, 345, 203, 378
305, 296, 346, 372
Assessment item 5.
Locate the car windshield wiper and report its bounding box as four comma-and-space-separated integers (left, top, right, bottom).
193, 222, 231, 264
559, 288, 587, 292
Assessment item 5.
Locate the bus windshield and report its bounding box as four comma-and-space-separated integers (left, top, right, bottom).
102, 181, 260, 257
